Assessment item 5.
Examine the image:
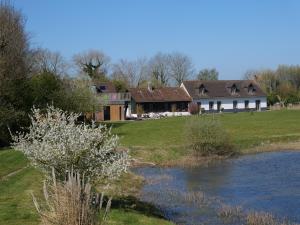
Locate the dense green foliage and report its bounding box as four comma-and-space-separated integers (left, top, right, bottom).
197, 68, 219, 80
185, 117, 234, 156
0, 2, 31, 146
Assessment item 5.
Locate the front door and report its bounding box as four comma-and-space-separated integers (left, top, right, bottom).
104, 106, 110, 121
255, 100, 261, 111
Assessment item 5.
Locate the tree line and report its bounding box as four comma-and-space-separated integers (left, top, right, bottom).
73, 49, 219, 88
244, 66, 300, 106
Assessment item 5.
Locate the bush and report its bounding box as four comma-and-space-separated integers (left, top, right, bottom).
185, 117, 235, 156
136, 104, 144, 117
32, 168, 112, 225
11, 105, 130, 181
189, 102, 200, 115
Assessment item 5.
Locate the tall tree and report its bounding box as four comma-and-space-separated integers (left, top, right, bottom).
111, 57, 148, 87
0, 2, 31, 146
169, 52, 194, 86
148, 52, 170, 86
73, 50, 110, 82
197, 68, 219, 80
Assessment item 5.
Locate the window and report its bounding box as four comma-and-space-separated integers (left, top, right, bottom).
99, 85, 106, 91
209, 101, 214, 110
245, 100, 249, 109
199, 84, 206, 95
233, 100, 238, 109
217, 101, 222, 111
248, 84, 255, 94
231, 84, 239, 95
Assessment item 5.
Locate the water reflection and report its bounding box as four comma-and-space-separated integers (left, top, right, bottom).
134, 151, 300, 224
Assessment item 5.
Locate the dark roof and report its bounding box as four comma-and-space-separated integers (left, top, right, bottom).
182, 80, 266, 100
130, 87, 191, 103
95, 82, 116, 93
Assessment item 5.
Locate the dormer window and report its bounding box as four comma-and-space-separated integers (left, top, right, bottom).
231, 84, 238, 95
199, 84, 206, 95
248, 83, 255, 94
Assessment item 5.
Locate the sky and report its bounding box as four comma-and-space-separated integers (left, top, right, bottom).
13, 0, 300, 79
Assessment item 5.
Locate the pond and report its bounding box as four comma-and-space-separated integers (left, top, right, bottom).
134, 151, 300, 225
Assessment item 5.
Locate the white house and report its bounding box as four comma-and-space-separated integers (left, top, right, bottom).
181, 80, 267, 112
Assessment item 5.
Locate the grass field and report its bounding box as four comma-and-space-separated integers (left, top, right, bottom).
0, 149, 173, 225
1, 109, 300, 224
111, 110, 300, 164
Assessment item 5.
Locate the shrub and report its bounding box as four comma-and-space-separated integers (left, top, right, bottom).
11, 105, 130, 181
32, 168, 112, 225
136, 104, 144, 117
189, 102, 200, 115
185, 117, 235, 156
171, 104, 177, 113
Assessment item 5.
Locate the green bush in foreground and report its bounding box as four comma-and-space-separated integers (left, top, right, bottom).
185, 117, 235, 156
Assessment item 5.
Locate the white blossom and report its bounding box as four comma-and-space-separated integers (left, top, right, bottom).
11, 106, 130, 181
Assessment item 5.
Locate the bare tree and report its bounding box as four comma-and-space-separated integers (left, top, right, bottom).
243, 69, 258, 80
73, 50, 110, 81
111, 59, 135, 87
148, 52, 170, 86
111, 57, 148, 87
169, 52, 194, 86
31, 48, 69, 76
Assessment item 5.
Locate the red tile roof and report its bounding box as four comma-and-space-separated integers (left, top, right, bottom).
130, 87, 191, 103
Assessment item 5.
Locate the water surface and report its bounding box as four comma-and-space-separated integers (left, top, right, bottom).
134, 151, 300, 225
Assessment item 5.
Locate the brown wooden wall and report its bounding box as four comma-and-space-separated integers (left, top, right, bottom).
85, 105, 125, 122
110, 105, 124, 121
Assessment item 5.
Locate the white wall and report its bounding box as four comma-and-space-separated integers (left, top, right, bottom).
194, 97, 267, 111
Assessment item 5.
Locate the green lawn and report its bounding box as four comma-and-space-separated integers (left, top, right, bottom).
0, 150, 29, 178
0, 149, 173, 225
111, 110, 300, 163
0, 150, 42, 225
1, 109, 300, 224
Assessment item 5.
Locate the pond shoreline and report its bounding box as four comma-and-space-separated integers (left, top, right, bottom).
134, 151, 300, 225
130, 140, 300, 168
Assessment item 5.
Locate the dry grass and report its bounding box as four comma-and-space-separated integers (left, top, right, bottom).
163, 154, 229, 168
32, 168, 112, 225
246, 212, 279, 225
218, 204, 243, 219
146, 174, 173, 186
241, 141, 300, 155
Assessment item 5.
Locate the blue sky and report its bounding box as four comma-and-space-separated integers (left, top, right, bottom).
14, 0, 300, 79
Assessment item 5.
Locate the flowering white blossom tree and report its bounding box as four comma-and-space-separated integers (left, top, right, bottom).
11, 106, 130, 181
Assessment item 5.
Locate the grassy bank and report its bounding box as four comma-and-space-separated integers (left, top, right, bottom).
0, 149, 173, 225
111, 110, 300, 164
